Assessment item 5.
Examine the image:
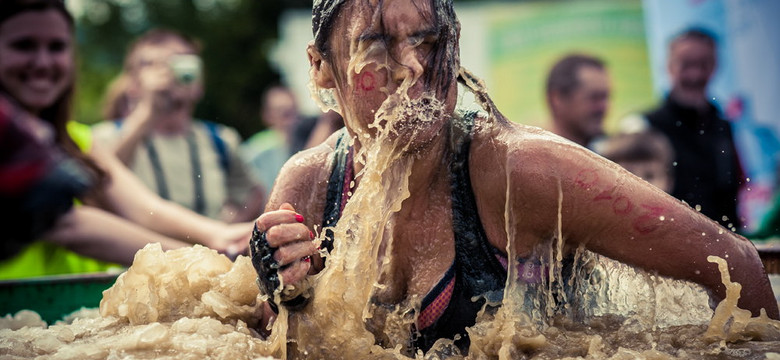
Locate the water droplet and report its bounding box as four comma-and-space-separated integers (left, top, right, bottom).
695, 205, 702, 212
699, 130, 704, 135
673, 161, 678, 167
718, 229, 724, 235
721, 215, 729, 221
659, 216, 665, 221
701, 232, 706, 236
746, 178, 751, 183
725, 254, 729, 258
694, 270, 701, 275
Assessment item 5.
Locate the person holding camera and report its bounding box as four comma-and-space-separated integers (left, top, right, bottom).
0, 1, 255, 278
92, 29, 265, 222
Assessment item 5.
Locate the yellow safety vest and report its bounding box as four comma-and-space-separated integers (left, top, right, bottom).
0, 122, 123, 280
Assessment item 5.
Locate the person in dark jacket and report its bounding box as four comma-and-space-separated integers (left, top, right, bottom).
643, 28, 743, 231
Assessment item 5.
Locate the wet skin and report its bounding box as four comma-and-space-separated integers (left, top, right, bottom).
256, 0, 778, 319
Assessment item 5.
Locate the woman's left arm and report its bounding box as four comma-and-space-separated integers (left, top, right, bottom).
504, 134, 778, 319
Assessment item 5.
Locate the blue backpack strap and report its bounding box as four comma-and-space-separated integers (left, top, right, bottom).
203, 120, 230, 174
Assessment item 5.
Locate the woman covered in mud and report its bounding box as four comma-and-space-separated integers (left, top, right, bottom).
0, 0, 251, 278
251, 0, 779, 355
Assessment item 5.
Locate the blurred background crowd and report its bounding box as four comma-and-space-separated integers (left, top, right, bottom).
2, 0, 779, 282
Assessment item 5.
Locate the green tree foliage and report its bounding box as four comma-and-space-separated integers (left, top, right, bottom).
72, 0, 295, 139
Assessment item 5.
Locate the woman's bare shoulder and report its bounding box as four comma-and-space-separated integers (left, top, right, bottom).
473, 118, 587, 170
266, 132, 341, 212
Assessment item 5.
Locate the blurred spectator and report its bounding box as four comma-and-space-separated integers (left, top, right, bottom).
594, 130, 674, 193
241, 85, 315, 197
545, 53, 611, 148
641, 28, 743, 230
0, 0, 251, 279
304, 110, 344, 149
92, 29, 264, 222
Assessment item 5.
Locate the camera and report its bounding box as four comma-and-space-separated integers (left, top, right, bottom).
168, 54, 202, 84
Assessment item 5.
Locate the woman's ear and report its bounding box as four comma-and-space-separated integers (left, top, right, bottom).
307, 41, 336, 89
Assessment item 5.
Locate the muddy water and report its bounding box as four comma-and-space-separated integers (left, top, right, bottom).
2, 244, 780, 359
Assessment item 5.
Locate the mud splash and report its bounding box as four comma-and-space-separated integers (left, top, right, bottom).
2, 244, 780, 359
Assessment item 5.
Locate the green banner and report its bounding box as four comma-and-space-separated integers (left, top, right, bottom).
486, 1, 653, 132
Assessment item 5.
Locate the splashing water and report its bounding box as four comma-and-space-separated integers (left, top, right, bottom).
2, 242, 780, 358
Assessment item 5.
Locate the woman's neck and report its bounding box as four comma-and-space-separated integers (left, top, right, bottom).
351, 126, 451, 199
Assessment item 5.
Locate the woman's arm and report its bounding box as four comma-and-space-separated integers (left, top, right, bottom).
46, 206, 189, 266
503, 130, 778, 319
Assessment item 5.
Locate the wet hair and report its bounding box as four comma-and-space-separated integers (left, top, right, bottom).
669, 27, 716, 51
312, 0, 459, 98
123, 28, 202, 73
312, 0, 348, 59
0, 0, 105, 182
546, 53, 605, 101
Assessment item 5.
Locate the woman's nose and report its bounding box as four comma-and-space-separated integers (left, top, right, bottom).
32, 48, 54, 67
391, 48, 424, 85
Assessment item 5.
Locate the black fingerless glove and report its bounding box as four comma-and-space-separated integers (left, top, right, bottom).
249, 224, 312, 313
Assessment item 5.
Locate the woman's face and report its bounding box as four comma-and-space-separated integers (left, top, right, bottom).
322, 0, 458, 148
0, 9, 74, 115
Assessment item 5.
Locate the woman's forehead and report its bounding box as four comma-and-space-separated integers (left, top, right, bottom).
342, 0, 435, 35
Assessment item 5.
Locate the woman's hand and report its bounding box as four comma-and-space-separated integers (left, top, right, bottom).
250, 203, 318, 307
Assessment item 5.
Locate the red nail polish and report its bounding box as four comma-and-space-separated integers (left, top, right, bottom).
295, 214, 304, 223
309, 230, 314, 239
302, 256, 311, 263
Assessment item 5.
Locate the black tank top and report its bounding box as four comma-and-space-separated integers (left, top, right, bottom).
320, 113, 507, 353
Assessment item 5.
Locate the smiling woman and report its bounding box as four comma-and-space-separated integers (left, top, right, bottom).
0, 7, 73, 116
0, 0, 254, 280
